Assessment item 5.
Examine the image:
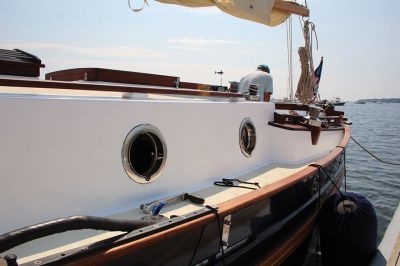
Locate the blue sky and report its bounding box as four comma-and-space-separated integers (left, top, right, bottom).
1, 0, 399, 100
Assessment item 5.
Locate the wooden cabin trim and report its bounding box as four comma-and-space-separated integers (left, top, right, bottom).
0, 49, 45, 77
179, 81, 211, 90
0, 64, 42, 78
274, 102, 345, 116
46, 68, 214, 91
63, 126, 350, 265
273, 0, 310, 17
275, 102, 310, 111
45, 68, 180, 88
268, 121, 344, 131
0, 78, 243, 98
0, 59, 44, 68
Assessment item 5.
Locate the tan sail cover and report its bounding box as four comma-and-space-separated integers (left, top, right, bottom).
155, 0, 290, 26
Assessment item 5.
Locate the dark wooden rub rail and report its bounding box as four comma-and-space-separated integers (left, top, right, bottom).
64, 126, 350, 266
0, 78, 243, 98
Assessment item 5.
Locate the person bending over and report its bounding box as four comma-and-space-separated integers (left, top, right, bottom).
239, 64, 273, 102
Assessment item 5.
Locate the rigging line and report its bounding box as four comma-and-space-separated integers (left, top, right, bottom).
309, 21, 319, 50
350, 136, 400, 166
309, 164, 344, 196
205, 205, 226, 266
188, 226, 205, 266
213, 178, 260, 190
315, 166, 321, 266
336, 146, 347, 192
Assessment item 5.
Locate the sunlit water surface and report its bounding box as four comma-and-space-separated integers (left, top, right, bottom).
337, 103, 400, 241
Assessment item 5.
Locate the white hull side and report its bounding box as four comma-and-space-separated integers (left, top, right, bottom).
0, 94, 343, 233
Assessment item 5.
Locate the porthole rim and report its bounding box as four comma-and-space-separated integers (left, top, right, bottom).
122, 124, 167, 184
239, 118, 256, 158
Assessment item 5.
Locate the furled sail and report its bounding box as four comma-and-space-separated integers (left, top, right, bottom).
155, 0, 297, 26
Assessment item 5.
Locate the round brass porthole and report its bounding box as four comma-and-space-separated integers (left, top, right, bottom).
239, 118, 256, 157
122, 125, 167, 184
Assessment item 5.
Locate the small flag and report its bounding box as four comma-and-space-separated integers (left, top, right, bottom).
314, 57, 324, 93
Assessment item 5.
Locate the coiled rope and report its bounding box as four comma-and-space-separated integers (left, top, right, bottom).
296, 20, 319, 104
351, 136, 400, 165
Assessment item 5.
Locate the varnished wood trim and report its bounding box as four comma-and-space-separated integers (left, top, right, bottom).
0, 59, 44, 68
273, 0, 309, 17
0, 78, 243, 98
64, 214, 215, 266
257, 212, 317, 266
63, 126, 350, 265
45, 68, 180, 88
274, 103, 345, 116
275, 102, 310, 111
268, 121, 344, 132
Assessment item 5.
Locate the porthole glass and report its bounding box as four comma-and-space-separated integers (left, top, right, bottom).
239, 118, 256, 157
122, 125, 167, 184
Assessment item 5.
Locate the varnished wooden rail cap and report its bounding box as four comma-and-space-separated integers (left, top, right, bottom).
273, 0, 310, 17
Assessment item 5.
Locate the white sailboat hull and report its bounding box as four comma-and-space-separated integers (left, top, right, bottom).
0, 92, 342, 235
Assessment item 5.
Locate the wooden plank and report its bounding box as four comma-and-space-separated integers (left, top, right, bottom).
179, 81, 210, 90
0, 63, 43, 77
275, 102, 310, 111
273, 0, 310, 17
46, 68, 179, 88
46, 68, 217, 91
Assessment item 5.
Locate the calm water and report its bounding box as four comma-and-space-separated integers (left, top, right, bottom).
336, 103, 400, 241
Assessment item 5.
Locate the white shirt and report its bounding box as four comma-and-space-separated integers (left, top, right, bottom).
239, 70, 273, 101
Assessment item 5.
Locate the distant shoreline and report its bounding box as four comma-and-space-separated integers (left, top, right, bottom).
354, 98, 400, 103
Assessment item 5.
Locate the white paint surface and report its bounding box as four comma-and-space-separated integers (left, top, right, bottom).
0, 91, 343, 234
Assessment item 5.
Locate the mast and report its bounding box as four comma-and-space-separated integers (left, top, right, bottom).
286, 15, 294, 100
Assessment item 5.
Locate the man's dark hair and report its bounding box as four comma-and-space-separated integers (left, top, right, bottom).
257, 64, 270, 73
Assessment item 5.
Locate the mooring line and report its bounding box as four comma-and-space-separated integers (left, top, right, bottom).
350, 136, 400, 166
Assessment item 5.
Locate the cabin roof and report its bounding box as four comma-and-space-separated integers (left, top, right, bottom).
0, 49, 44, 66
0, 49, 45, 77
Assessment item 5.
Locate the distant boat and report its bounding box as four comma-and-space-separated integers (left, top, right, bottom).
355, 100, 367, 104
331, 97, 346, 106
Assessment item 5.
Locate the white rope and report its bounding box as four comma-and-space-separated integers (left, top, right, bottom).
295, 20, 319, 104
128, 0, 149, 12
